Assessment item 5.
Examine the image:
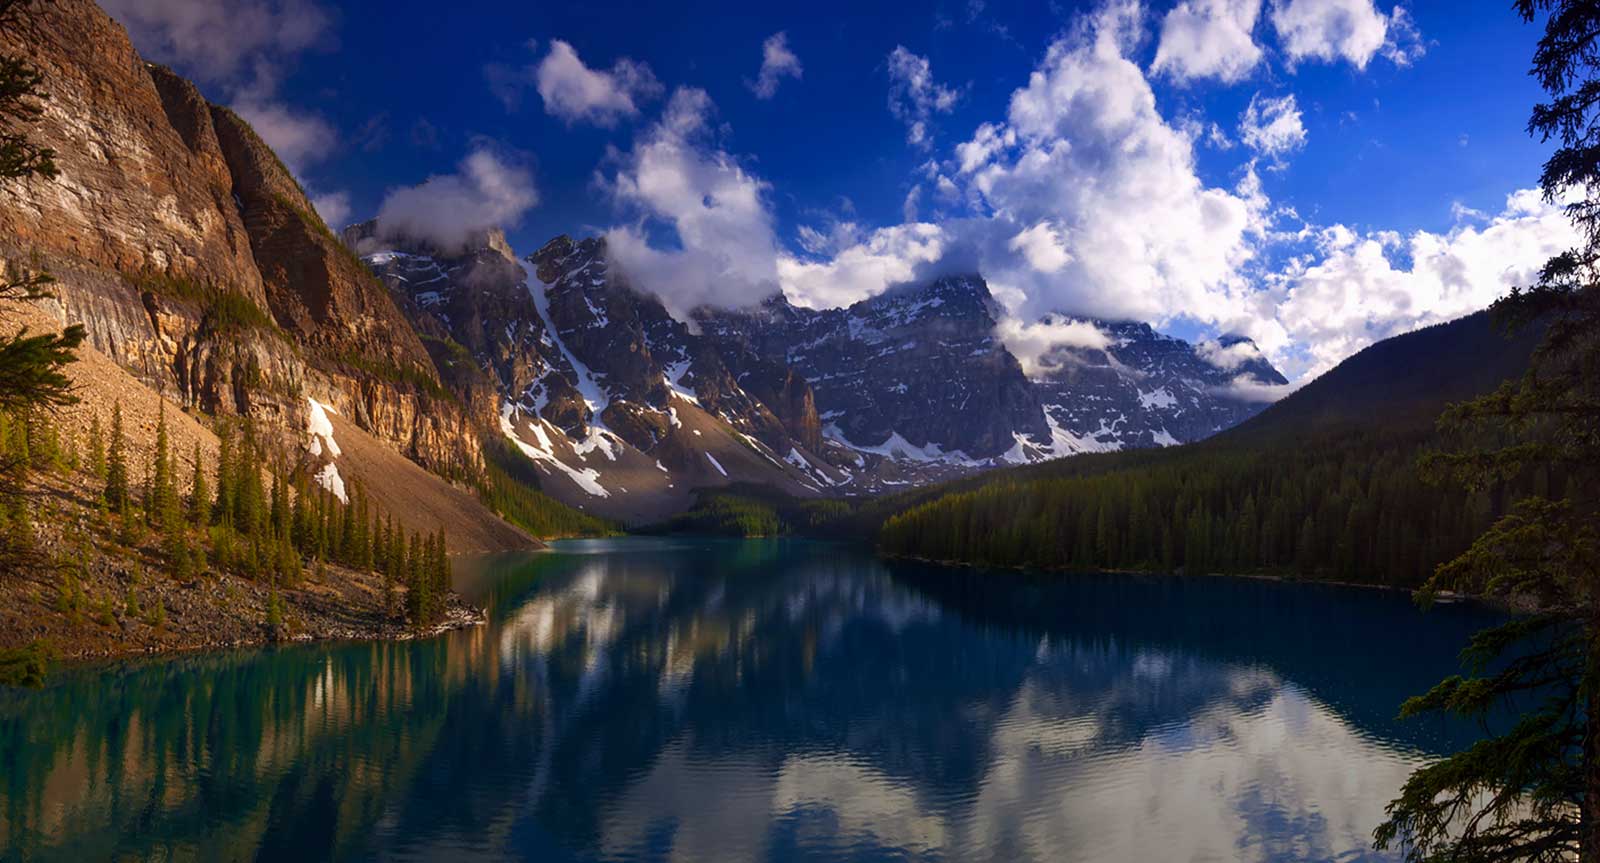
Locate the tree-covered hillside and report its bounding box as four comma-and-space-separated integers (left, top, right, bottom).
875, 311, 1549, 587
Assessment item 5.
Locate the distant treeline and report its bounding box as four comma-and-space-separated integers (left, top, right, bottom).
873, 313, 1550, 587
876, 427, 1551, 587
642, 485, 853, 538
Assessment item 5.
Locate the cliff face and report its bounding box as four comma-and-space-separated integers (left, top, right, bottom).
0, 0, 478, 475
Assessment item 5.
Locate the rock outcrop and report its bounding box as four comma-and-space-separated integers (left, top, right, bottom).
0, 0, 478, 476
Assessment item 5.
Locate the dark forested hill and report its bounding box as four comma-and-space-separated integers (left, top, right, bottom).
1222, 312, 1545, 441
872, 310, 1552, 587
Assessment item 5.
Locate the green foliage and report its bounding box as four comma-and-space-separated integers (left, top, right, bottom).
129, 271, 283, 338
663, 493, 785, 537
55, 569, 81, 621
104, 401, 129, 513
265, 588, 284, 630
0, 640, 53, 689
0, 324, 83, 413
476, 437, 618, 539
420, 335, 475, 370
336, 350, 453, 403
0, 0, 79, 571
0, 1, 57, 183
146, 404, 180, 531
188, 442, 208, 528
877, 427, 1511, 586
1373, 4, 1600, 859
143, 596, 166, 629
644, 484, 860, 538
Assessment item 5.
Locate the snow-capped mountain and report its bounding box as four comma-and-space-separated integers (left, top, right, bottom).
347, 225, 1286, 521
1019, 318, 1290, 457
695, 276, 1047, 462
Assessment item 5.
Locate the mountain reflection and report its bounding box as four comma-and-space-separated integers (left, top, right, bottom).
0, 539, 1499, 862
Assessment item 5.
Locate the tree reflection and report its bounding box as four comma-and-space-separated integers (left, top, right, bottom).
0, 540, 1498, 862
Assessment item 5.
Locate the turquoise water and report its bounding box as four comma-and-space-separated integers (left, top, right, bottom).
0, 538, 1499, 862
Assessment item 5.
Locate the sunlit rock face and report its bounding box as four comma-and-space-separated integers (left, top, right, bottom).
0, 0, 480, 474
0, 541, 1497, 862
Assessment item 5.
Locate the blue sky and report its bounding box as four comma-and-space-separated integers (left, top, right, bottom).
105, 0, 1575, 384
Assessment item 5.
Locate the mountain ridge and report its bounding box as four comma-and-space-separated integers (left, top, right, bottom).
354, 221, 1289, 520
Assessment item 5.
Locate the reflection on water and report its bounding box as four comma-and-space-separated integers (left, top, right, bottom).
0, 538, 1500, 862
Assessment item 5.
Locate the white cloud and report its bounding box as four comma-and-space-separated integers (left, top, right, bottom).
1215, 374, 1297, 402
953, 0, 1267, 325
748, 32, 803, 99
102, 0, 332, 84
995, 316, 1112, 377
534, 40, 662, 127
887, 46, 961, 147
310, 191, 350, 229
795, 219, 864, 256
1269, 0, 1419, 70
779, 223, 947, 309
1196, 338, 1266, 370
1380, 6, 1426, 66
549, 0, 1545, 393
1271, 188, 1578, 379
603, 88, 783, 317
1238, 93, 1306, 158
374, 147, 538, 253
231, 99, 338, 174
105, 0, 343, 180
769, 0, 1268, 336
1151, 0, 1264, 84
1008, 221, 1073, 273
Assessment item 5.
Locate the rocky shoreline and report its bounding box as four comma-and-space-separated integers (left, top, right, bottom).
0, 473, 497, 669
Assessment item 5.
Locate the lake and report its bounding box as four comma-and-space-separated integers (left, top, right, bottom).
0, 538, 1501, 862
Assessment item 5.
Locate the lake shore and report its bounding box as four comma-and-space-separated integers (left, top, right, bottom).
878, 550, 1491, 603
0, 550, 488, 666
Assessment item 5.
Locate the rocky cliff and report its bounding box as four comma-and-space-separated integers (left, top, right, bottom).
0, 0, 479, 478
355, 225, 849, 522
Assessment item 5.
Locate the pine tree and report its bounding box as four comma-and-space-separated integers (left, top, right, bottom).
405, 529, 429, 625
188, 442, 207, 529
213, 421, 234, 527
105, 402, 129, 513
87, 414, 104, 481
0, 1, 81, 570
1375, 3, 1600, 859
149, 403, 178, 532
235, 424, 264, 537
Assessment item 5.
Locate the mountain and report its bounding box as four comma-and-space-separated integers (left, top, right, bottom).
694, 277, 1047, 461
350, 226, 849, 523
351, 222, 1288, 520
1, 0, 1286, 540
1025, 319, 1288, 454
1222, 311, 1541, 441
870, 309, 1547, 587
0, 0, 520, 547
698, 279, 1288, 467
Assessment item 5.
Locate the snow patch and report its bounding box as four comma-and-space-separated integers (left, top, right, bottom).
314, 462, 347, 504
499, 403, 610, 498
825, 425, 980, 466
662, 360, 701, 405
305, 398, 341, 458
705, 452, 728, 477
1138, 388, 1177, 410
